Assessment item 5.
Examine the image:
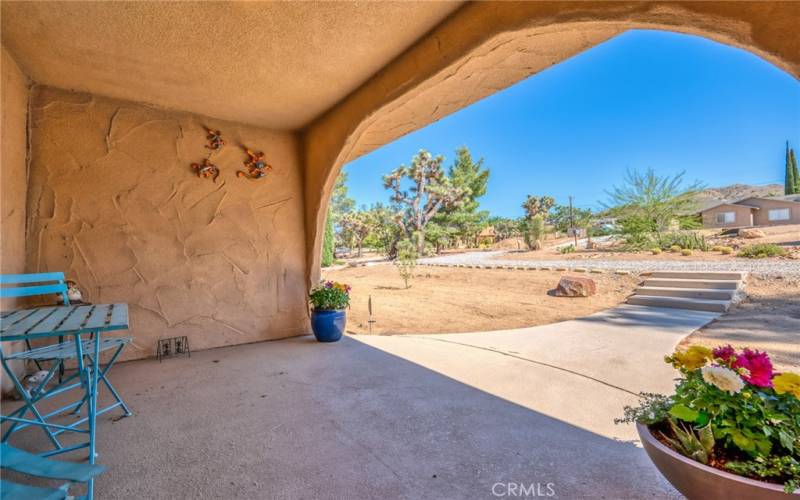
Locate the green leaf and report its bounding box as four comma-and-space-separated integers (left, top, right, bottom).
731, 431, 755, 452
778, 430, 795, 452
669, 404, 700, 422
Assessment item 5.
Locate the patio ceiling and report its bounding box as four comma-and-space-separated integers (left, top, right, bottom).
0, 1, 462, 129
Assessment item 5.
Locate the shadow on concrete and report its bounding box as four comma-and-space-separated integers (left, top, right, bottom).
2, 335, 679, 499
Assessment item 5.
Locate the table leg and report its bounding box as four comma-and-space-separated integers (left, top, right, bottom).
87, 330, 101, 500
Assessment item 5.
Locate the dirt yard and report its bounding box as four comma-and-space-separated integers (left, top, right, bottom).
321, 265, 639, 335
682, 276, 800, 372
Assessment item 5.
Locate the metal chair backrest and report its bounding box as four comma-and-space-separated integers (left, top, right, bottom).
0, 273, 69, 306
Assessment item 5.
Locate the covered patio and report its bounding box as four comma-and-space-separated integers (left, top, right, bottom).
2, 1, 799, 498
8, 331, 679, 498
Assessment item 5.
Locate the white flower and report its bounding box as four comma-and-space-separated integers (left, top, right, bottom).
701, 365, 745, 394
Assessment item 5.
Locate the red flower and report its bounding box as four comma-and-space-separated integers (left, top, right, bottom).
712, 345, 737, 365
731, 348, 773, 388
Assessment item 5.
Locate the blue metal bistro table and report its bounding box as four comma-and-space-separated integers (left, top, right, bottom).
0, 303, 131, 499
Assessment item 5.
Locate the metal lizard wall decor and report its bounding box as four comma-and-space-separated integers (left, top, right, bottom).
191, 158, 220, 182
237, 147, 272, 180
190, 127, 224, 182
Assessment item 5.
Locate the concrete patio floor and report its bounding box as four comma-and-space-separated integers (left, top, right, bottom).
4, 304, 719, 499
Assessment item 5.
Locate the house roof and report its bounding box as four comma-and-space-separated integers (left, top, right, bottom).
478, 227, 496, 237
697, 195, 800, 214
698, 202, 760, 213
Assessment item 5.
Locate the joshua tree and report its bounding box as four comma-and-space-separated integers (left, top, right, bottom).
522, 214, 545, 250
384, 150, 468, 254
339, 211, 371, 257
522, 195, 555, 220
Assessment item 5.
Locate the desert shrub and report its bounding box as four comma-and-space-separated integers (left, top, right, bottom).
623, 230, 707, 253
653, 232, 708, 251
394, 239, 418, 288
651, 248, 662, 255
738, 243, 787, 259
681, 249, 693, 256
711, 245, 723, 252
678, 215, 703, 230
559, 244, 575, 254
720, 246, 733, 255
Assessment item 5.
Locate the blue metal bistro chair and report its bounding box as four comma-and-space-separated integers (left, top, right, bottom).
0, 273, 132, 452
0, 443, 105, 499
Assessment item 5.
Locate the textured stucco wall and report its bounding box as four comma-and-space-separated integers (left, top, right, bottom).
26, 87, 309, 361
1, 46, 29, 276
302, 1, 800, 285
1, 45, 30, 394
701, 204, 755, 228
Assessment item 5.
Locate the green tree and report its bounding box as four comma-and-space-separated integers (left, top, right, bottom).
787, 142, 800, 195
432, 146, 490, 247
487, 216, 520, 241
383, 149, 469, 255
549, 205, 592, 234
339, 210, 371, 257
321, 208, 335, 267
394, 238, 417, 289
361, 203, 402, 256
793, 148, 800, 194
603, 168, 703, 233
786, 142, 796, 195
331, 171, 355, 223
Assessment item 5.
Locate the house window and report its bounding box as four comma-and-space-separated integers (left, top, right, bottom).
768, 208, 790, 221
715, 211, 735, 224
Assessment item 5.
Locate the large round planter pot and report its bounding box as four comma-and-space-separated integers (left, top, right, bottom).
310, 309, 346, 342
637, 423, 795, 499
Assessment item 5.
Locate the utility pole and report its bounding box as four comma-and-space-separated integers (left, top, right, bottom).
569, 195, 577, 247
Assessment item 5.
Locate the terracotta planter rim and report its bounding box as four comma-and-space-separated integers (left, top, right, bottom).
636, 422, 790, 494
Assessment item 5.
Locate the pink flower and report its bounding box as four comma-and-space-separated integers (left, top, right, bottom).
713, 345, 737, 365
732, 348, 773, 388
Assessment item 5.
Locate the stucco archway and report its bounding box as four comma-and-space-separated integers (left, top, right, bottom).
302, 1, 800, 287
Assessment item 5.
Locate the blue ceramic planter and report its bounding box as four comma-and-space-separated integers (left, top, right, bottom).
310, 309, 346, 342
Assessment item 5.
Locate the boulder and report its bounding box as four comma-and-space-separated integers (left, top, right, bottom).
739, 228, 765, 239
554, 276, 596, 297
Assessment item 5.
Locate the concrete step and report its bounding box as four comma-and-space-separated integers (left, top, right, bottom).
647, 271, 746, 281
642, 278, 740, 290
627, 295, 731, 313
635, 286, 735, 301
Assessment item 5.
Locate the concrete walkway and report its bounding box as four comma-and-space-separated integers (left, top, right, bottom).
357, 304, 719, 442
4, 305, 717, 499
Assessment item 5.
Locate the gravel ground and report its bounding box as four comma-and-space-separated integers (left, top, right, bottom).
419, 251, 800, 277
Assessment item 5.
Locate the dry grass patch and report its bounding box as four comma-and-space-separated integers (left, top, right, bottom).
322, 265, 639, 335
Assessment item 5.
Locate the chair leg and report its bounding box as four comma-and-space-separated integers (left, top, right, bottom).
83, 343, 132, 416
0, 356, 62, 449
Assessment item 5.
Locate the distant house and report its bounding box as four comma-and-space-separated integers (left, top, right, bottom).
698, 195, 800, 228
477, 226, 497, 245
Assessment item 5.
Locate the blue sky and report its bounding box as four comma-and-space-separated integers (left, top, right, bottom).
341, 30, 800, 217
